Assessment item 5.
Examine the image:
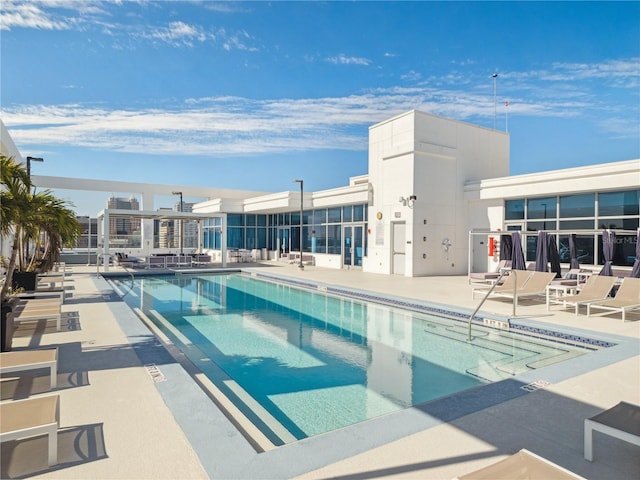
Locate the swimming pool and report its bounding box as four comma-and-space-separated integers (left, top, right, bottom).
112, 272, 606, 446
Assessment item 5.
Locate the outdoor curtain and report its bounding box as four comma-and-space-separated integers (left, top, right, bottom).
535, 231, 548, 272
632, 229, 640, 278
535, 231, 561, 278
500, 234, 513, 261
547, 235, 562, 278
568, 233, 580, 269
511, 231, 526, 270
600, 230, 615, 276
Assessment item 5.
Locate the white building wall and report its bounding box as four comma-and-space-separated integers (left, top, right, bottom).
365, 110, 509, 277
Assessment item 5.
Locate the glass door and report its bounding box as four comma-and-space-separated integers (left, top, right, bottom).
343, 225, 364, 269
278, 227, 291, 257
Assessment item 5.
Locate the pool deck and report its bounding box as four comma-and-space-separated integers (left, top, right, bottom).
2, 262, 639, 479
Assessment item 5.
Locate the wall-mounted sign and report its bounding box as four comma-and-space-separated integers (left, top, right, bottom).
376, 211, 383, 220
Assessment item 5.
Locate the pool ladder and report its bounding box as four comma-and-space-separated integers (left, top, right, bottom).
467, 270, 519, 342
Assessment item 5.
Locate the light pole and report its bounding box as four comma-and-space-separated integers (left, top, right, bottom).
26, 156, 44, 177
492, 73, 498, 129
25, 157, 44, 263
293, 179, 304, 270
172, 191, 184, 255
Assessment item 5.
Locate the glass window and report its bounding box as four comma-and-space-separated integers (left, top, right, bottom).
291, 211, 300, 226
599, 190, 639, 216
526, 221, 555, 231
525, 235, 537, 262
559, 193, 594, 218
558, 235, 594, 264
617, 235, 638, 267
227, 214, 244, 227
343, 205, 353, 222
257, 215, 267, 227
328, 207, 341, 223
245, 227, 256, 249
327, 225, 341, 254
354, 204, 365, 222
245, 214, 256, 226
598, 233, 637, 267
598, 218, 639, 230
268, 228, 276, 250
311, 225, 326, 253
278, 213, 290, 226
527, 197, 556, 219
257, 228, 267, 248
505, 199, 525, 220
302, 210, 312, 225
227, 227, 244, 249
314, 209, 327, 225
291, 226, 301, 252
559, 220, 595, 230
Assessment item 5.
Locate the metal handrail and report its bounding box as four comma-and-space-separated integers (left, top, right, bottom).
467, 270, 518, 342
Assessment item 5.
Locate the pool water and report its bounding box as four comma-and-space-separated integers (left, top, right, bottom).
115, 273, 592, 445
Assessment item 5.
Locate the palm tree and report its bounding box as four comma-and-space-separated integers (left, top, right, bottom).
1, 155, 81, 301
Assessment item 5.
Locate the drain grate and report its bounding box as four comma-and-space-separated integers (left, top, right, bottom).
520, 379, 550, 392
144, 363, 166, 383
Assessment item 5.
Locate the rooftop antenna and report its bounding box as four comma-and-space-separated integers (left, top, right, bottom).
505, 100, 509, 133
492, 72, 498, 129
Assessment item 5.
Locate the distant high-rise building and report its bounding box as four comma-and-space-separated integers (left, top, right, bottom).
75, 216, 98, 248
174, 202, 198, 249
106, 195, 141, 237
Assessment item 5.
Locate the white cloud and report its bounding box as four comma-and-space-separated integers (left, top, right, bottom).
142, 20, 208, 46
326, 55, 372, 66
0, 0, 72, 30
1, 80, 595, 157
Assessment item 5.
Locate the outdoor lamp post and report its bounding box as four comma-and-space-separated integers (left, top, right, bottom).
26, 156, 44, 177
172, 191, 184, 254
492, 73, 498, 130
293, 179, 304, 270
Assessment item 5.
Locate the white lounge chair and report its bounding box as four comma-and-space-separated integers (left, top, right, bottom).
0, 394, 60, 466
554, 275, 617, 315
456, 449, 585, 479
468, 260, 511, 284
584, 401, 640, 461
0, 348, 58, 389
471, 270, 532, 299
9, 304, 62, 331
480, 271, 557, 310
587, 277, 640, 322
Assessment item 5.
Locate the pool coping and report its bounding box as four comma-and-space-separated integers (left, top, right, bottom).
101, 270, 640, 479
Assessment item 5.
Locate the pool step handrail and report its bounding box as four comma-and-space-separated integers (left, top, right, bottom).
467, 270, 518, 342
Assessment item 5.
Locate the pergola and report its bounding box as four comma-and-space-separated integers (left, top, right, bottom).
96, 208, 227, 271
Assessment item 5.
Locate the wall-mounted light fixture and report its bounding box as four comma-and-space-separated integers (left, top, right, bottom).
399, 195, 417, 207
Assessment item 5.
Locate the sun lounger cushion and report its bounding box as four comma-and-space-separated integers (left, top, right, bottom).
0, 348, 57, 389
457, 449, 585, 479
0, 394, 60, 466
584, 401, 640, 461
9, 306, 62, 331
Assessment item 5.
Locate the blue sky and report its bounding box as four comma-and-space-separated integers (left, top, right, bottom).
1, 1, 639, 216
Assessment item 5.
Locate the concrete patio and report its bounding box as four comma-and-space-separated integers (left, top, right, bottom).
1, 263, 638, 479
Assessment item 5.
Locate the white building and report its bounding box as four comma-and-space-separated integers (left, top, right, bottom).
1, 113, 638, 276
